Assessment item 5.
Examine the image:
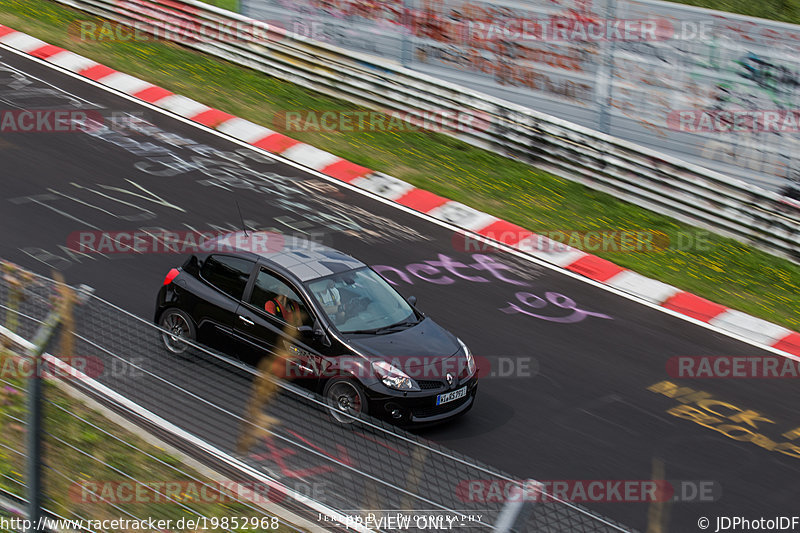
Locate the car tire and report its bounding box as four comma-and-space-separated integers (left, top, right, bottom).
323, 377, 368, 424
158, 308, 197, 355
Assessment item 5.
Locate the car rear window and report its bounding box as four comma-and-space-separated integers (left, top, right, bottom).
200, 255, 254, 299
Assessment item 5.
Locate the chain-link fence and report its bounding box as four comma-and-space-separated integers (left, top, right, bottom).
0, 263, 311, 533
0, 261, 635, 532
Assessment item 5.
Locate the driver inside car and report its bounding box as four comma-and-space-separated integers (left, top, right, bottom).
315, 279, 345, 324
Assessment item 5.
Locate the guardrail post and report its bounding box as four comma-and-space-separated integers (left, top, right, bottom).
24, 273, 76, 532
493, 479, 540, 533
44, 0, 800, 262
400, 0, 412, 66
596, 0, 617, 135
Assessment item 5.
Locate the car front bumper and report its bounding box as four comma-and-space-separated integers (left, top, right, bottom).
363, 375, 478, 426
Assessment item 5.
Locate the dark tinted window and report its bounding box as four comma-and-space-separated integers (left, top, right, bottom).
200, 255, 254, 299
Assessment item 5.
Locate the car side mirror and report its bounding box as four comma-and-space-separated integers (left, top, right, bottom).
407, 295, 417, 306
298, 322, 331, 348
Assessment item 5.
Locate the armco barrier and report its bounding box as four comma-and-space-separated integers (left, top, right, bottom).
0, 266, 636, 532
240, 0, 800, 193
50, 0, 800, 264
0, 268, 327, 533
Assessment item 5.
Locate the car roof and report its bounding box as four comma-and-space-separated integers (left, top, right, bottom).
209, 231, 366, 282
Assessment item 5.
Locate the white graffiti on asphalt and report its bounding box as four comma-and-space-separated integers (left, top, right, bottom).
0, 62, 101, 109
8, 111, 430, 270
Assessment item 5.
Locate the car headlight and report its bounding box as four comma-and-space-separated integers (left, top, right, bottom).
373, 361, 420, 391
458, 338, 476, 377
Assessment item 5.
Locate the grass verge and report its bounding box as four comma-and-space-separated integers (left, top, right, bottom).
196, 0, 239, 13
0, 365, 293, 530
662, 0, 800, 25
0, 0, 798, 332
0, 338, 291, 531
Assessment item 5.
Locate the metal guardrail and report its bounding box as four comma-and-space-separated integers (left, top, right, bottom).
51, 0, 800, 263
239, 0, 800, 194
0, 264, 638, 532
0, 266, 318, 533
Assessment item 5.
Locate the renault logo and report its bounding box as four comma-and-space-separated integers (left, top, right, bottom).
446, 373, 454, 386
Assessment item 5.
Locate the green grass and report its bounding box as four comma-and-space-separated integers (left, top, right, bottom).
196, 0, 239, 13
662, 0, 800, 24
0, 346, 291, 531
0, 0, 799, 332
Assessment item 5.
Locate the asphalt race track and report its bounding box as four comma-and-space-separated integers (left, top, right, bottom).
2, 46, 800, 532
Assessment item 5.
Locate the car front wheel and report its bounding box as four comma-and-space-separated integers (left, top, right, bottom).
323, 378, 368, 424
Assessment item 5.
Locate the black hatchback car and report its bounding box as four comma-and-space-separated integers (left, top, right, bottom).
154, 231, 478, 426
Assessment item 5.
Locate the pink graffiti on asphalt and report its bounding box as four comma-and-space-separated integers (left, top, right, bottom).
373, 254, 612, 323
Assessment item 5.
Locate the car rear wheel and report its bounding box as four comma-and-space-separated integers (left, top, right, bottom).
323, 378, 368, 424
158, 308, 196, 355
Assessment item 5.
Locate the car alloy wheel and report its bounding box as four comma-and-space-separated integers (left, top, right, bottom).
323, 378, 367, 424
159, 308, 196, 355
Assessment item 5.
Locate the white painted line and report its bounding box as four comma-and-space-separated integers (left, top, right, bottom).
45, 50, 98, 72
0, 32, 46, 52
97, 71, 153, 95
606, 270, 681, 305
350, 173, 416, 201
6, 41, 796, 360
0, 324, 376, 533
426, 201, 499, 231
58, 384, 324, 533
280, 143, 342, 170
709, 310, 792, 347
153, 94, 211, 118
517, 234, 572, 252
216, 117, 275, 143
515, 235, 588, 266
528, 248, 587, 267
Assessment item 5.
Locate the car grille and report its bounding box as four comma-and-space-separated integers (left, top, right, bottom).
412, 394, 470, 419
417, 380, 444, 390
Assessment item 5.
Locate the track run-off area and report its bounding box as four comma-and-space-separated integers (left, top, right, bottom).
1, 45, 799, 532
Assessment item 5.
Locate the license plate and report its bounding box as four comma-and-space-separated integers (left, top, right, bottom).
436, 386, 467, 406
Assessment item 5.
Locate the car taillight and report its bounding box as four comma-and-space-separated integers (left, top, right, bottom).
163, 268, 180, 286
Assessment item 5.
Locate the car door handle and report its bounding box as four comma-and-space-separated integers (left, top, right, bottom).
238, 315, 254, 326
294, 361, 315, 373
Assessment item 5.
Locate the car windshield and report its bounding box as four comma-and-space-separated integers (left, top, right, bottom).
305, 267, 417, 334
